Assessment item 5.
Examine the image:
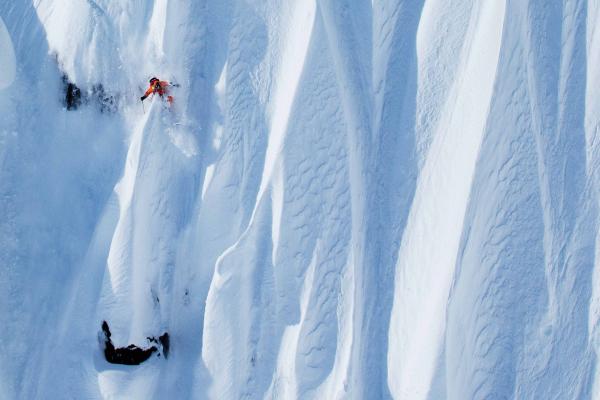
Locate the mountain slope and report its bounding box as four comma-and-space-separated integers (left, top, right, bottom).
0, 0, 598, 399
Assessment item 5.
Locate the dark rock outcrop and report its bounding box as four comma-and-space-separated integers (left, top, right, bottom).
101, 321, 168, 365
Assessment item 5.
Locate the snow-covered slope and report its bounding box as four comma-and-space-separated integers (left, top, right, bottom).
0, 16, 16, 90
0, 0, 598, 399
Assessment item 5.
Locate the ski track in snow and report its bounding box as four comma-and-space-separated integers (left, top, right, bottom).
0, 0, 599, 399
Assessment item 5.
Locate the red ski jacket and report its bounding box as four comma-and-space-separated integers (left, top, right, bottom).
142, 80, 170, 99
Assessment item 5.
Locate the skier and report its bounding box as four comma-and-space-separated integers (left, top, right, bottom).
140, 77, 179, 105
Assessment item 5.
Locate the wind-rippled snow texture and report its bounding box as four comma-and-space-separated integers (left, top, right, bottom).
0, 0, 599, 399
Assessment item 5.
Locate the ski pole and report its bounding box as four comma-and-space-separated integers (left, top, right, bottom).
141, 99, 145, 114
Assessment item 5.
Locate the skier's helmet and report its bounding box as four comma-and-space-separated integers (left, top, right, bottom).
149, 77, 159, 84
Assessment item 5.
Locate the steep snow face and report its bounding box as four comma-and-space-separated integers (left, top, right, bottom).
0, 0, 598, 399
0, 16, 16, 90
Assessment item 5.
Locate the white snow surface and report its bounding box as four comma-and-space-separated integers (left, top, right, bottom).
0, 16, 16, 90
0, 1, 599, 399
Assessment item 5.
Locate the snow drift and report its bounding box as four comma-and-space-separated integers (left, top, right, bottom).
0, 0, 599, 399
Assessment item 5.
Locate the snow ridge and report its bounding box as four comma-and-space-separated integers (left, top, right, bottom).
0, 0, 598, 399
